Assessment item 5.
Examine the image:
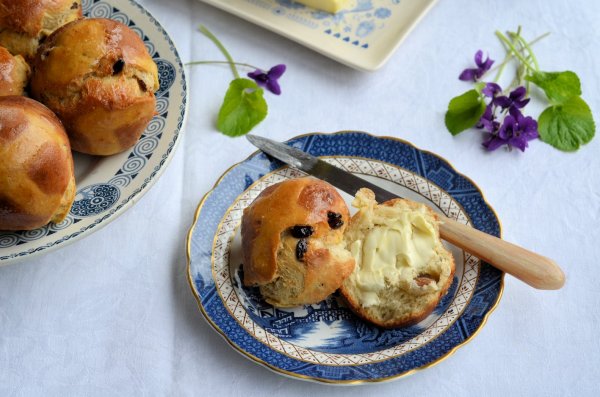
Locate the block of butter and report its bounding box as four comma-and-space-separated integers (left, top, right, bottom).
295, 0, 351, 14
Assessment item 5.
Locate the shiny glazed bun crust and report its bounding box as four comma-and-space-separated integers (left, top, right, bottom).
0, 96, 75, 231
241, 177, 355, 307
0, 0, 82, 60
30, 17, 159, 156
0, 46, 30, 96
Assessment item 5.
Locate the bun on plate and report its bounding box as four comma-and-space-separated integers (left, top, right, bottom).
0, 0, 82, 60
30, 17, 159, 156
0, 96, 75, 231
0, 46, 30, 96
340, 188, 455, 328
241, 177, 355, 307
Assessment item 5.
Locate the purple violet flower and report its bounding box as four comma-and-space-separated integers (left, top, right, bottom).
247, 64, 286, 95
482, 113, 539, 152
477, 104, 500, 132
511, 114, 539, 150
482, 82, 502, 98
494, 86, 530, 117
476, 83, 501, 130
459, 50, 494, 82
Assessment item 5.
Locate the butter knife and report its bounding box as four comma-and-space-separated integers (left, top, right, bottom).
246, 134, 565, 290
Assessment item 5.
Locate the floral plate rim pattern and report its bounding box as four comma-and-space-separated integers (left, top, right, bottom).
186, 131, 504, 384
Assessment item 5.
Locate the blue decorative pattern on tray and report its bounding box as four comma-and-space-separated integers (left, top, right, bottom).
250, 0, 401, 49
187, 132, 503, 383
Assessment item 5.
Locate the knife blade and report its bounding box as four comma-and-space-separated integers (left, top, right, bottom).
246, 134, 397, 202
246, 134, 565, 290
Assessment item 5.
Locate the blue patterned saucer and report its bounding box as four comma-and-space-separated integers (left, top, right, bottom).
187, 132, 503, 384
0, 0, 187, 264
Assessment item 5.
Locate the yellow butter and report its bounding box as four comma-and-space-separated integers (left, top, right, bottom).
294, 0, 352, 13
349, 211, 437, 307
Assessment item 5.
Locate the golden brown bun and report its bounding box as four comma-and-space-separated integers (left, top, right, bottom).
0, 0, 82, 60
0, 96, 75, 231
340, 189, 455, 328
0, 46, 30, 96
241, 177, 355, 307
30, 17, 159, 156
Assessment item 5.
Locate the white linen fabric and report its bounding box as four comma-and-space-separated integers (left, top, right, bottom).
1, 0, 598, 395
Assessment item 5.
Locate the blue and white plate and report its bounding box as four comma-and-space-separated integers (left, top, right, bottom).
0, 0, 187, 264
197, 0, 437, 71
187, 131, 504, 384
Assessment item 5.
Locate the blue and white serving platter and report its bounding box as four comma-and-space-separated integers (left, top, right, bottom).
0, 0, 187, 265
197, 0, 437, 71
187, 131, 504, 384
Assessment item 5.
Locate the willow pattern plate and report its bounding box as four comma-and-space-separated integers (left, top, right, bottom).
0, 0, 187, 264
187, 131, 504, 384
197, 0, 437, 71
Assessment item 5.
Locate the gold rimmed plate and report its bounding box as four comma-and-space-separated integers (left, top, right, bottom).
187, 131, 503, 384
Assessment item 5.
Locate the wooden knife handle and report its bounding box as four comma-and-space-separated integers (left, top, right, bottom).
439, 217, 565, 290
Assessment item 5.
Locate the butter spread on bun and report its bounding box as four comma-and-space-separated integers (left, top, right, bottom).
340, 188, 455, 328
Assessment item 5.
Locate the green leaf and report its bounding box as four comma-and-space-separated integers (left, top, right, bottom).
444, 89, 487, 136
217, 78, 268, 137
538, 96, 595, 151
526, 71, 582, 104
474, 82, 486, 94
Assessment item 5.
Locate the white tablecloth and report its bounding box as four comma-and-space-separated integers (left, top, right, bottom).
1, 0, 598, 395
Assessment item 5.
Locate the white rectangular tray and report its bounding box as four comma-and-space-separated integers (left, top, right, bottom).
197, 0, 437, 72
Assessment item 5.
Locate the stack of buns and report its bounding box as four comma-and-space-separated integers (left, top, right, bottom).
0, 1, 159, 231
241, 177, 455, 328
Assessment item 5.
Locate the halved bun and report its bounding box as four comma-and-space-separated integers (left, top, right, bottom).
241, 177, 355, 307
340, 188, 455, 328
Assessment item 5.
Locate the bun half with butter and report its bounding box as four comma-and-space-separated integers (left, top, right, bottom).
0, 96, 75, 231
241, 177, 355, 307
340, 188, 455, 328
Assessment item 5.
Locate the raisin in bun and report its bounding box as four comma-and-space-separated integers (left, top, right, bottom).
0, 0, 82, 60
340, 189, 455, 328
241, 177, 355, 307
0, 96, 75, 231
0, 46, 30, 96
30, 18, 159, 156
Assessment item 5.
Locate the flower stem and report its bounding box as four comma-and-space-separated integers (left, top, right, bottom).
198, 25, 240, 79
493, 52, 512, 83
514, 27, 528, 90
490, 32, 548, 83
510, 31, 548, 71
187, 60, 262, 70
495, 30, 536, 72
